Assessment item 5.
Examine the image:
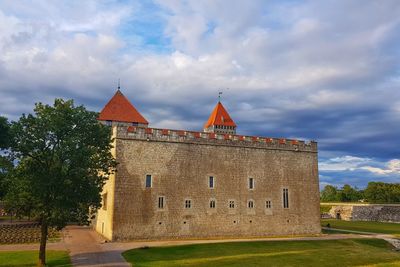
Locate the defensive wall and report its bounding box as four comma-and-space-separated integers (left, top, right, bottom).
325, 203, 400, 223
118, 125, 318, 152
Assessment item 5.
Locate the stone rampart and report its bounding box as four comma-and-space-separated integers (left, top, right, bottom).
328, 204, 400, 223
352, 205, 400, 223
116, 126, 317, 153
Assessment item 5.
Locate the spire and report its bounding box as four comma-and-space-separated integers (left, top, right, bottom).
204, 101, 236, 134
98, 90, 149, 126
117, 79, 121, 90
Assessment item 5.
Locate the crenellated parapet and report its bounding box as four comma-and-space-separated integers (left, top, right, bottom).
115, 126, 317, 153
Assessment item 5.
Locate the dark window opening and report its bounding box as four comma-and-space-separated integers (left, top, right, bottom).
249, 178, 254, 189
158, 196, 164, 209
248, 200, 254, 208
145, 175, 152, 188
283, 188, 289, 208
209, 176, 214, 188
185, 199, 192, 209
210, 200, 216, 208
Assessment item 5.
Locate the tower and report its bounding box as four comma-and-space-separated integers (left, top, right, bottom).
203, 101, 236, 134
98, 89, 148, 127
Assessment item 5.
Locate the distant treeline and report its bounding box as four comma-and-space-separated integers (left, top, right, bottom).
320, 182, 400, 204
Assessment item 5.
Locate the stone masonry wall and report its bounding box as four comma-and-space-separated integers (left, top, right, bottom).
328, 204, 400, 223
352, 206, 400, 223
109, 126, 320, 240
329, 206, 353, 221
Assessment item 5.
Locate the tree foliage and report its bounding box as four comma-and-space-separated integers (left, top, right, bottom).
320, 185, 340, 202
321, 182, 399, 203
364, 182, 400, 204
6, 99, 117, 266
339, 184, 361, 202
0, 116, 12, 199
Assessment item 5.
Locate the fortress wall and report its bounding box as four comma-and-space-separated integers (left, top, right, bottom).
352, 206, 400, 223
110, 127, 320, 240
328, 205, 400, 223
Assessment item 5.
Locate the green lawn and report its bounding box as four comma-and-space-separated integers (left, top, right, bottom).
322, 219, 400, 237
122, 239, 400, 267
0, 250, 71, 267
321, 228, 352, 235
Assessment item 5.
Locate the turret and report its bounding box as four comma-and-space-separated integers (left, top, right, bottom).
203, 101, 236, 134
98, 89, 148, 127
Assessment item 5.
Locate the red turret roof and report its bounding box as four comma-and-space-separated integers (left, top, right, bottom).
204, 101, 236, 128
98, 90, 148, 124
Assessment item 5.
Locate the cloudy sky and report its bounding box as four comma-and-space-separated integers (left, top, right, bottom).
0, 0, 399, 188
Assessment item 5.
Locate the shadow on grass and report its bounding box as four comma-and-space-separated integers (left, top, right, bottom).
123, 239, 400, 267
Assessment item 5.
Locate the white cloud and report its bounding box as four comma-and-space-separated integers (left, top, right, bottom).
320, 156, 400, 176
319, 156, 372, 171
360, 159, 400, 175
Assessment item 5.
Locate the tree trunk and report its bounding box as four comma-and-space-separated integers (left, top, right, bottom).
38, 219, 48, 267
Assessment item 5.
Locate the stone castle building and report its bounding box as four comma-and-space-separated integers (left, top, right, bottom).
94, 89, 321, 241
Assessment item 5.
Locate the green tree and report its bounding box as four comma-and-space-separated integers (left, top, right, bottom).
364, 182, 400, 203
7, 99, 117, 266
339, 184, 360, 202
0, 116, 12, 199
320, 185, 339, 202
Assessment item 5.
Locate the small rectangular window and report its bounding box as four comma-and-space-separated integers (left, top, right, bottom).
249, 177, 254, 189
102, 193, 107, 210
185, 199, 192, 209
248, 200, 254, 208
209, 199, 216, 208
283, 188, 289, 208
229, 200, 235, 209
209, 176, 214, 188
266, 200, 272, 209
106, 120, 112, 126
145, 174, 152, 188
158, 196, 165, 209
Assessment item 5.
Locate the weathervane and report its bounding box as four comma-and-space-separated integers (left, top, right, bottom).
118, 78, 121, 90
218, 91, 223, 102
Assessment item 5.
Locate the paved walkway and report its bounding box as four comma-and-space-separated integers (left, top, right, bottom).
1, 226, 398, 266
63, 226, 130, 267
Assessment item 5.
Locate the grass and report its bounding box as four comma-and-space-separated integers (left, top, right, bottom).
322, 219, 400, 237
122, 239, 400, 267
0, 250, 71, 267
321, 228, 352, 235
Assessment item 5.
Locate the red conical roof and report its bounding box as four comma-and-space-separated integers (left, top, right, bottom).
98, 90, 148, 124
204, 101, 236, 128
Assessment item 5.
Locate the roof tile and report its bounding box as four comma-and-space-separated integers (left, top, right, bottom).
204, 102, 236, 128
98, 90, 148, 124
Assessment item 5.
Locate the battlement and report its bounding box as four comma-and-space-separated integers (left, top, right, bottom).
115, 126, 317, 153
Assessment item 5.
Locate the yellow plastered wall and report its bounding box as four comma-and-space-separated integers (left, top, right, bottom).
95, 126, 117, 240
